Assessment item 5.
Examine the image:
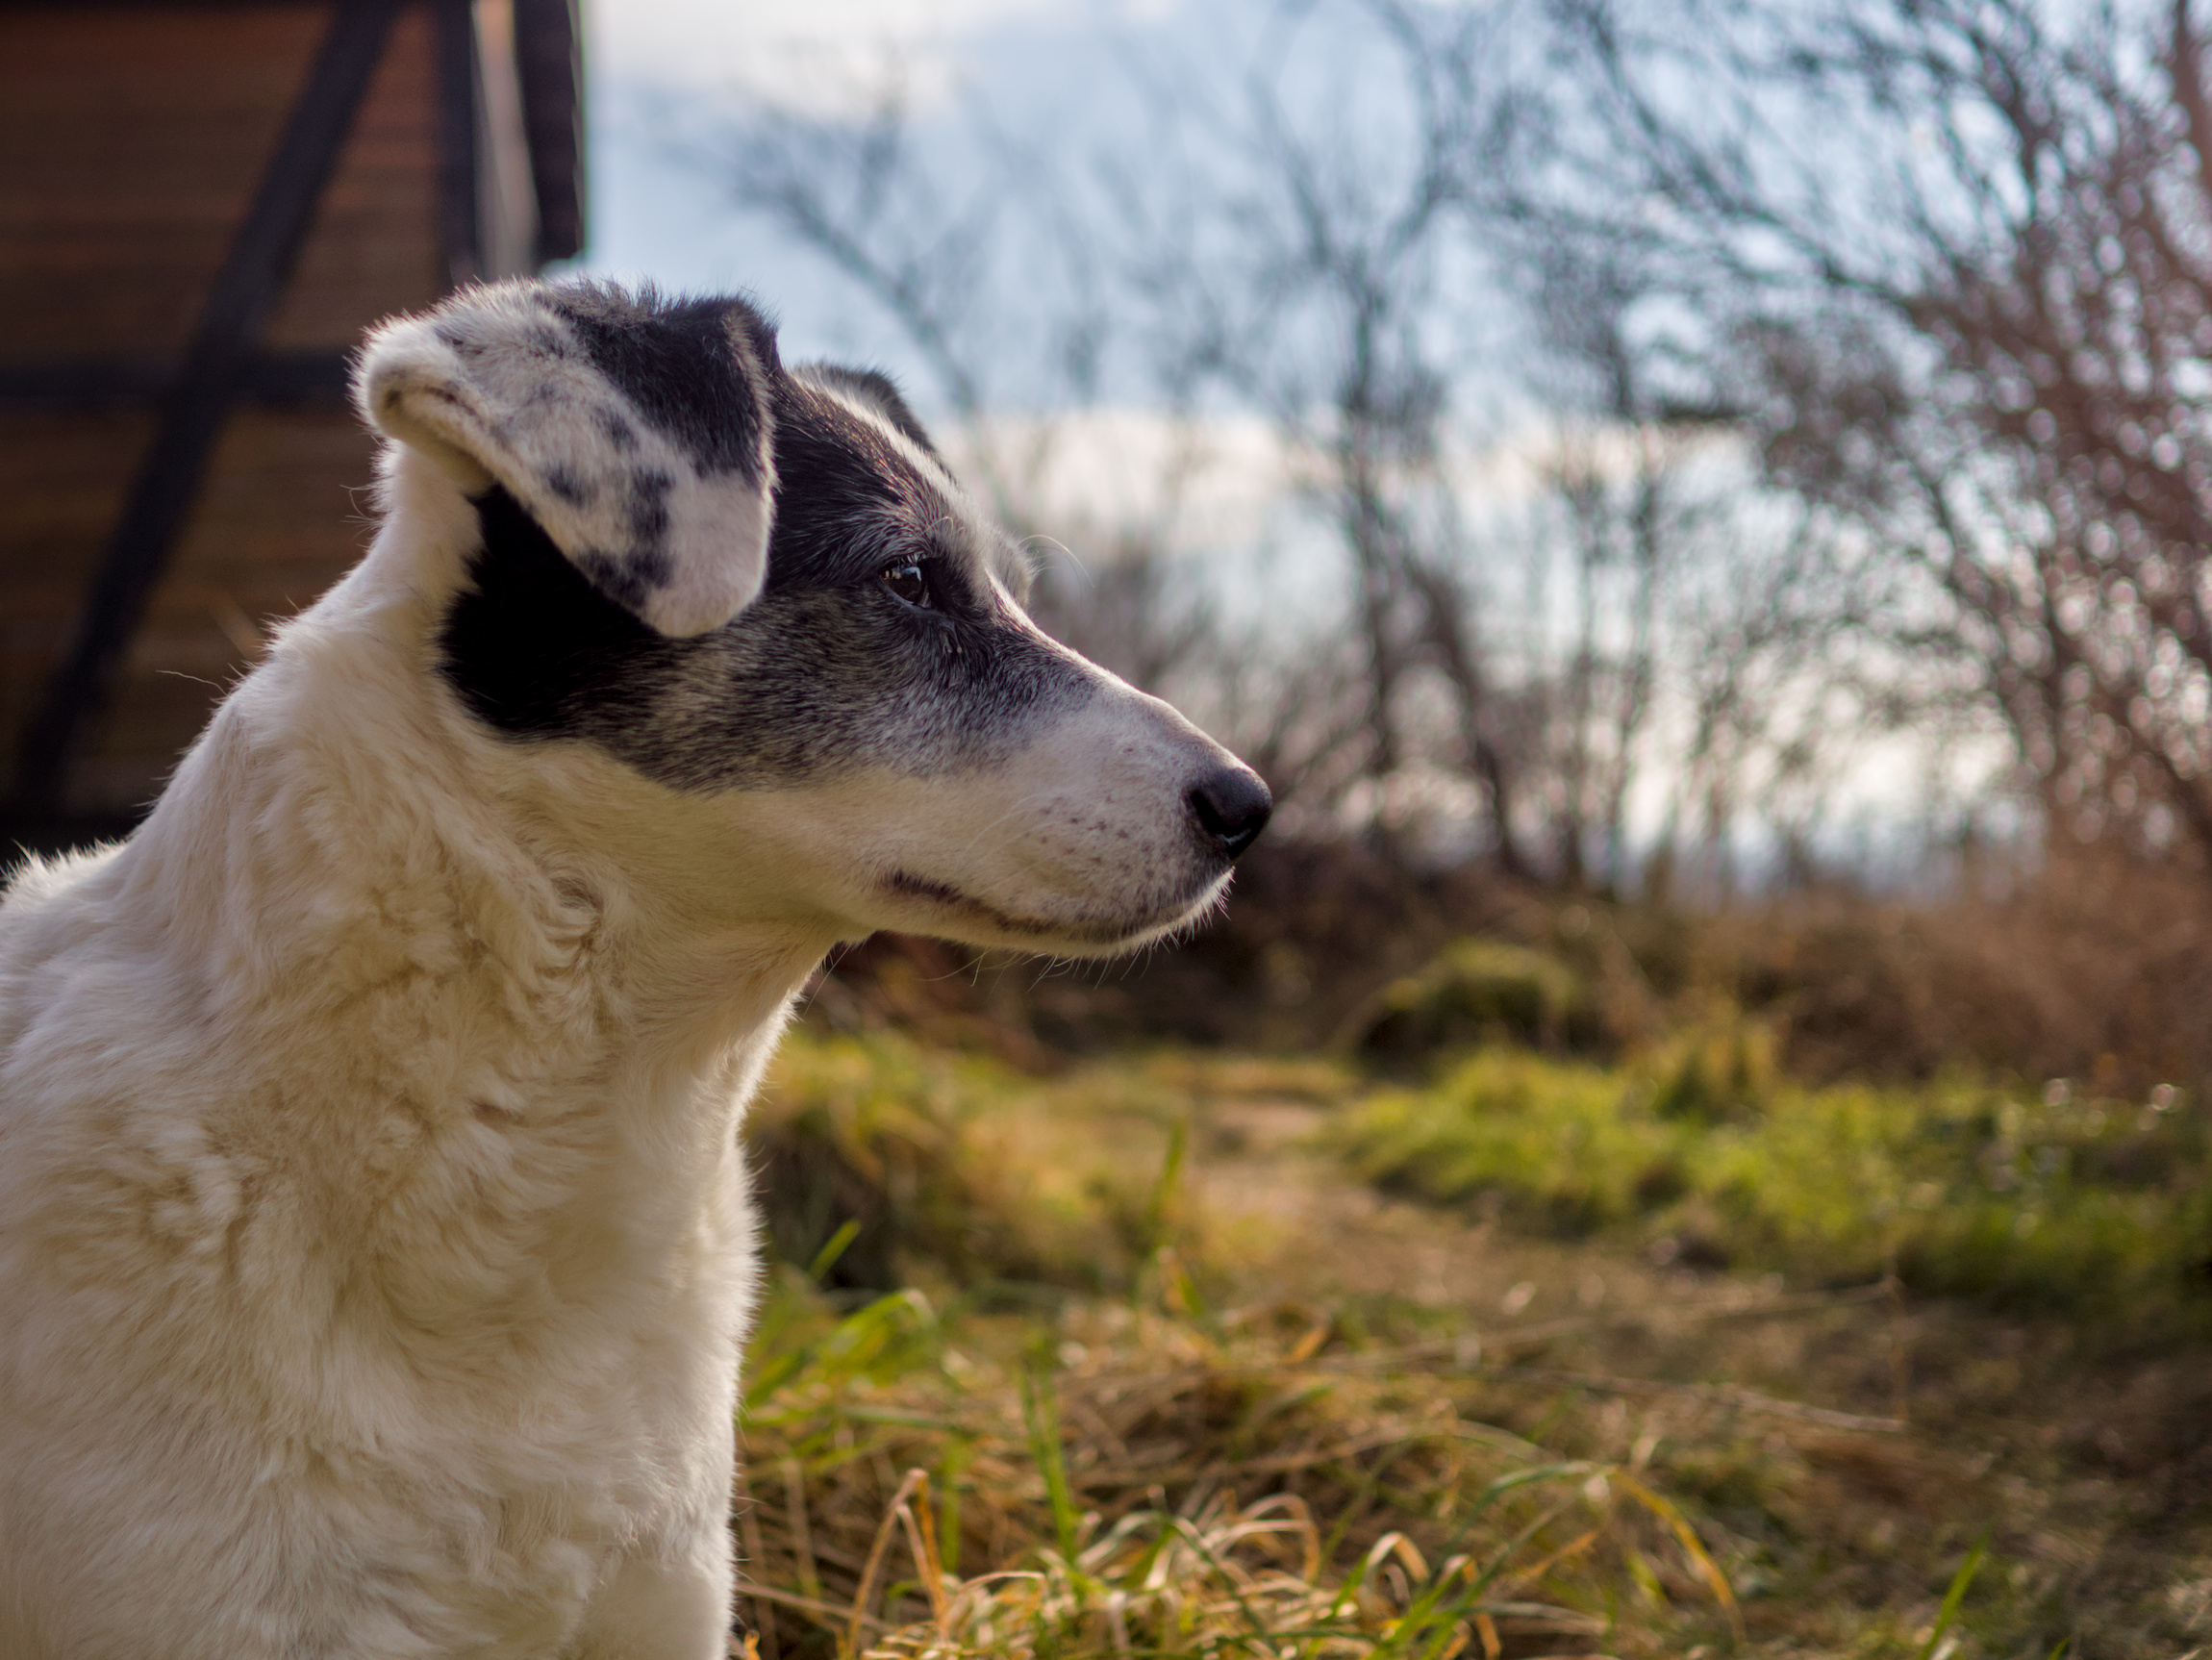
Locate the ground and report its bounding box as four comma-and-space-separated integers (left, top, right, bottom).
735, 1033, 2212, 1659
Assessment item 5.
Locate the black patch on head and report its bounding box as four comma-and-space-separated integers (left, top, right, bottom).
443, 493, 664, 739
549, 283, 779, 485
438, 372, 1097, 792
801, 365, 943, 462
758, 378, 960, 593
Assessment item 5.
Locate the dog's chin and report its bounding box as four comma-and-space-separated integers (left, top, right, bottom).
877, 868, 1233, 959
1036, 881, 1233, 960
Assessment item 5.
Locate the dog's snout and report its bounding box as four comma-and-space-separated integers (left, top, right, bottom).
1187, 767, 1272, 860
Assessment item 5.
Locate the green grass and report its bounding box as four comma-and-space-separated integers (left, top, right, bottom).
749, 1030, 1197, 1299
739, 1033, 1754, 1657
1328, 1039, 2212, 1320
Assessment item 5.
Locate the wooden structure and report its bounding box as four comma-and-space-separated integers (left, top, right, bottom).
0, 0, 584, 844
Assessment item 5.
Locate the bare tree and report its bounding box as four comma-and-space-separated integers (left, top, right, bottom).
1526, 0, 2212, 869
693, 0, 1539, 854
686, 0, 1887, 889
1101, 0, 1536, 865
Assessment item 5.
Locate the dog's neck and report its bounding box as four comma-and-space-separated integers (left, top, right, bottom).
105, 475, 837, 1158
85, 587, 833, 1336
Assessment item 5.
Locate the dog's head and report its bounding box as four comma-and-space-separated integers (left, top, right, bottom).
354, 280, 1269, 956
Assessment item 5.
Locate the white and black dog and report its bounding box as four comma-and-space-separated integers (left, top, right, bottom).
0, 281, 1269, 1660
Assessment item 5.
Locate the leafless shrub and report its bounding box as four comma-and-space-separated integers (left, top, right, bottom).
1523, 0, 2212, 875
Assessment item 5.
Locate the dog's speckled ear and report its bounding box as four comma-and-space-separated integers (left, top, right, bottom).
357, 280, 780, 638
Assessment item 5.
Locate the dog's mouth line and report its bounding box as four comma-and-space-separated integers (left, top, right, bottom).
881, 868, 1221, 947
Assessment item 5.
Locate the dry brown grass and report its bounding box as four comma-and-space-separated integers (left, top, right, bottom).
1676, 851, 2212, 1094
731, 1273, 1747, 1660
807, 842, 2212, 1102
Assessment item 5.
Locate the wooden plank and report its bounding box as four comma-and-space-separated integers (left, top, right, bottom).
0, 349, 353, 410
0, 8, 330, 358
264, 0, 441, 346
7, 0, 404, 817
0, 5, 442, 356
0, 407, 377, 818
0, 411, 152, 548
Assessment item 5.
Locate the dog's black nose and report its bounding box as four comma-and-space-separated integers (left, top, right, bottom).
1188, 767, 1272, 860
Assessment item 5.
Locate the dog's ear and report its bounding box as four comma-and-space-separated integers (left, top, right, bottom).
357, 282, 780, 638
795, 364, 943, 463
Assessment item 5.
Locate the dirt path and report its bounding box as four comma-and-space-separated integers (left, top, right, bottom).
1184, 1091, 2212, 1657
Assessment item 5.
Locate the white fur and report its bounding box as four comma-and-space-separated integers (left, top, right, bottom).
0, 290, 1249, 1658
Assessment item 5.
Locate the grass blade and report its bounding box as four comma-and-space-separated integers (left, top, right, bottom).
807, 1218, 864, 1283
1916, 1531, 1991, 1660
1021, 1359, 1083, 1561
1617, 1472, 1742, 1640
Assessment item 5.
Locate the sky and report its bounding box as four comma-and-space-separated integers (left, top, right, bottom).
572, 0, 1517, 543
584, 0, 1162, 112
580, 0, 1179, 373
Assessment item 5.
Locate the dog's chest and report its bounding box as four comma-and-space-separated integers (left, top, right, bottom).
271, 1145, 753, 1652
0, 1061, 758, 1660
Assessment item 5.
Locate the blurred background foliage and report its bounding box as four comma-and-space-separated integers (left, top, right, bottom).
676, 0, 2212, 905
634, 0, 2212, 1107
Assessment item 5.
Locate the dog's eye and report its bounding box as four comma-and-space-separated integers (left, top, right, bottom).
881, 560, 934, 609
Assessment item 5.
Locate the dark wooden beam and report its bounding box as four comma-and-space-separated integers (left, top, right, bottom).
6, 0, 403, 816
433, 0, 481, 289
0, 349, 353, 412
0, 2, 327, 10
